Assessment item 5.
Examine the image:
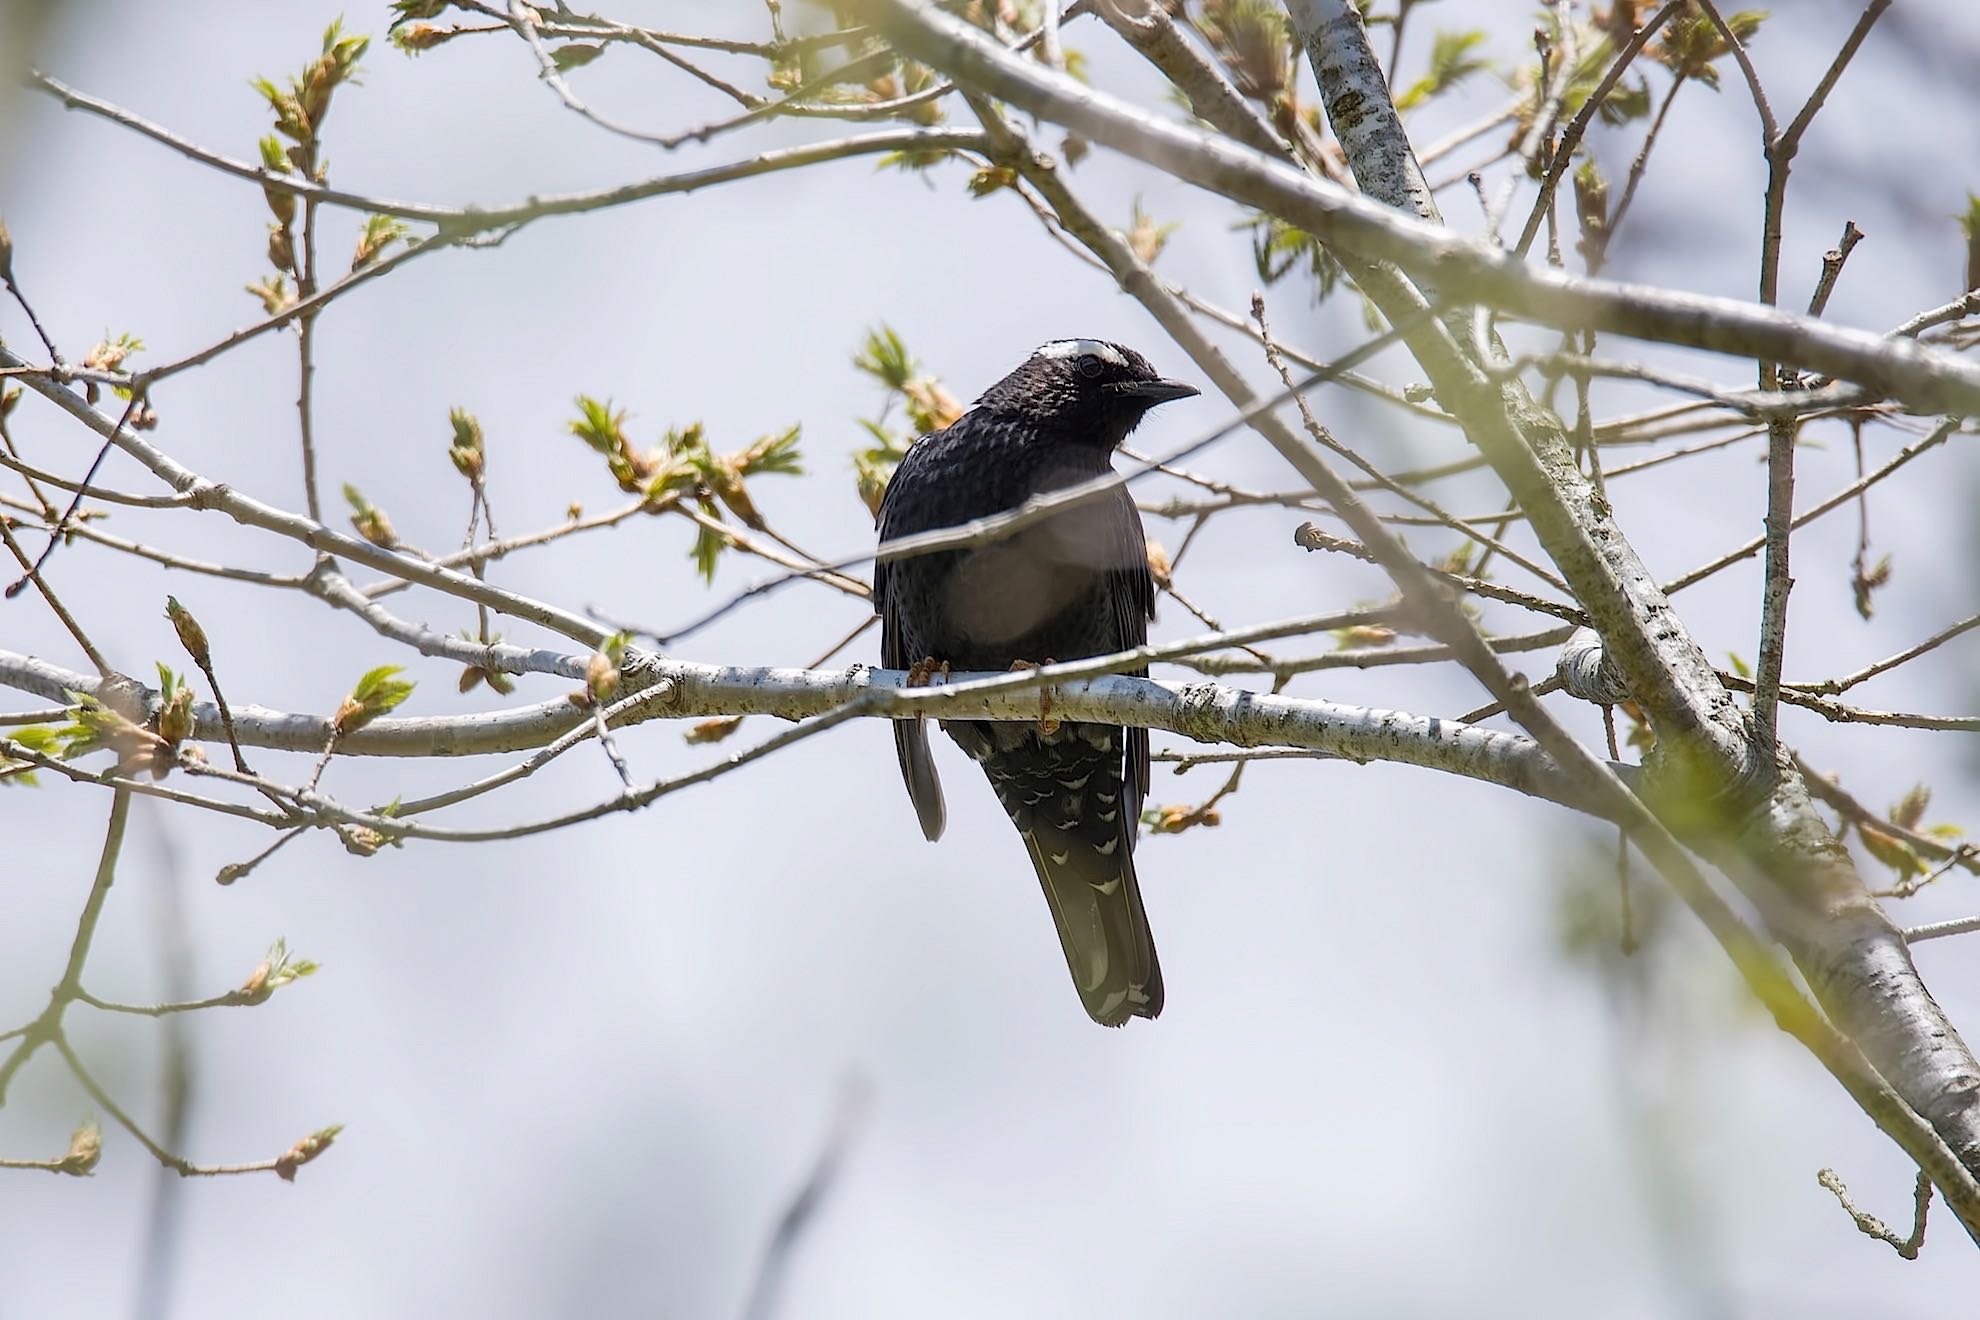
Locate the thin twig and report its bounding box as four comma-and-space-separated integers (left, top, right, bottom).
1513, 1, 1682, 257
7, 391, 141, 592
1600, 70, 1687, 261
1807, 221, 1867, 318
1789, 612, 1980, 697
1817, 1166, 1930, 1259
0, 515, 112, 675
739, 1080, 869, 1320
1665, 419, 1959, 594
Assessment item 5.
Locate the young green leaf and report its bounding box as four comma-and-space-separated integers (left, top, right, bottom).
1394, 29, 1490, 111
351, 213, 410, 272
690, 514, 727, 583
334, 665, 414, 735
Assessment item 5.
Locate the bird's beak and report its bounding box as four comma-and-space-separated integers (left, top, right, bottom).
1109, 378, 1200, 405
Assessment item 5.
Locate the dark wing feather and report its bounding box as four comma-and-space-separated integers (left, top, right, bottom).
1104, 483, 1155, 824
875, 459, 946, 842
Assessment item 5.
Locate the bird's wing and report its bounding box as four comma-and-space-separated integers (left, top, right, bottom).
876, 451, 947, 843
1107, 485, 1156, 822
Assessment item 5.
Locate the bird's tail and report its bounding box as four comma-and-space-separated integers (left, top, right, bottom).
1023, 825, 1163, 1027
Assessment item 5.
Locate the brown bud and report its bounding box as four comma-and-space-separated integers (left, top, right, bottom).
333, 695, 365, 734
350, 506, 396, 547
1335, 625, 1398, 650
857, 469, 889, 520
157, 685, 195, 746
268, 224, 295, 273
343, 827, 385, 857
84, 337, 135, 373
586, 649, 621, 702
684, 715, 743, 745
447, 408, 485, 479
396, 23, 450, 51
165, 596, 211, 666
263, 184, 297, 228
705, 458, 763, 530
1891, 784, 1932, 831
57, 1119, 101, 1177
240, 955, 274, 1002
275, 1124, 344, 1182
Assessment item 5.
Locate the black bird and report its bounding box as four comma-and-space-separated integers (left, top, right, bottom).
873, 339, 1198, 1026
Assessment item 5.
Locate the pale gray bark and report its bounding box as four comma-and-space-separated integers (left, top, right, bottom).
0, 648, 1612, 819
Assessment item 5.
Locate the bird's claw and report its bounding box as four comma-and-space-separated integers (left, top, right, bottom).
906, 656, 950, 688
1008, 658, 1061, 735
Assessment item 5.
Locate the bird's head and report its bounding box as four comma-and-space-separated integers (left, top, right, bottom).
976, 339, 1199, 446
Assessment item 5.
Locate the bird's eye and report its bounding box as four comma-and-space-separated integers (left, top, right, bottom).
1075, 354, 1106, 380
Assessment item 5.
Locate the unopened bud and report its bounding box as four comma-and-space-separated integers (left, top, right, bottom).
58, 1119, 101, 1177
586, 649, 621, 702
275, 1123, 344, 1182
164, 596, 211, 666
157, 684, 195, 745
264, 184, 297, 228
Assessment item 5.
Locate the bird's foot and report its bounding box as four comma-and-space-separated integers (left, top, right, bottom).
1008, 658, 1061, 735
906, 656, 950, 688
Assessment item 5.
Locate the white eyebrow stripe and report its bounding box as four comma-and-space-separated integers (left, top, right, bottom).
1037, 339, 1127, 367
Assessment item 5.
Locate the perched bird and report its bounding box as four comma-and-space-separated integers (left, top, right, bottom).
873, 339, 1198, 1026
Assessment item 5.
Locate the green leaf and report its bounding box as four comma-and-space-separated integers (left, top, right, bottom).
1238, 212, 1345, 302
336, 665, 414, 733
3, 725, 64, 755
1394, 29, 1490, 111
739, 424, 804, 477
258, 134, 293, 174
690, 514, 726, 583
568, 395, 629, 455
665, 421, 709, 462
1891, 783, 1932, 831
549, 43, 604, 72
446, 406, 485, 479
853, 326, 915, 389
1656, 7, 1767, 90
351, 213, 410, 271
873, 146, 964, 173
966, 164, 1018, 197
390, 0, 453, 22
1, 723, 68, 786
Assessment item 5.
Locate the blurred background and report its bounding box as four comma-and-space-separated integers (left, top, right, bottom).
3, 2, 1979, 1316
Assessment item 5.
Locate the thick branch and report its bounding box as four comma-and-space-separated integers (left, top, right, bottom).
0, 647, 1610, 821
871, 6, 1980, 416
